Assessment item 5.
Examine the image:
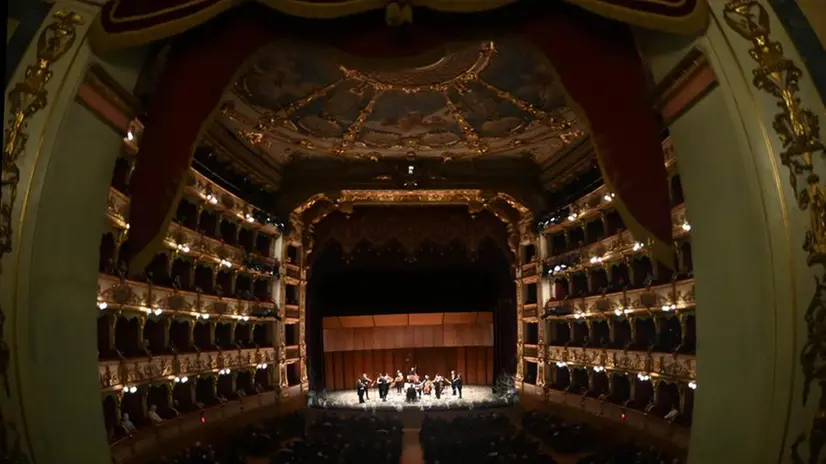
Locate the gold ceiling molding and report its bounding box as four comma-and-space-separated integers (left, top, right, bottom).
288, 189, 534, 259
2, 9, 85, 462
223, 38, 582, 163
338, 41, 497, 92
722, 1, 826, 463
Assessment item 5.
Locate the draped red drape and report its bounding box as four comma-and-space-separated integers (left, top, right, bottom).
127, 3, 674, 274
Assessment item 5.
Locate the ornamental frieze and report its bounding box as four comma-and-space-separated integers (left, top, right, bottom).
547, 346, 696, 381
97, 273, 276, 319
545, 279, 695, 317
98, 347, 276, 390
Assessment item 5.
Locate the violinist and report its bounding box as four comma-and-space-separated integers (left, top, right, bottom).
356, 373, 370, 404
376, 372, 392, 401
451, 370, 463, 399
394, 370, 405, 395
363, 373, 374, 400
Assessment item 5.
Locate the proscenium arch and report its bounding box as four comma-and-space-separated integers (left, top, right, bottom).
124, 2, 675, 277
288, 189, 534, 262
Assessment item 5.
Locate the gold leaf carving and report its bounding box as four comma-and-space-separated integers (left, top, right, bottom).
723, 1, 826, 462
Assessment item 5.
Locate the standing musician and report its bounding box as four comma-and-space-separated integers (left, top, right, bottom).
363, 373, 374, 400
451, 370, 463, 399
356, 373, 370, 404
432, 373, 449, 399
376, 372, 392, 401
394, 370, 405, 395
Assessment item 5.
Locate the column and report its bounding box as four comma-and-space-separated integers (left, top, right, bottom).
600, 211, 610, 237
208, 320, 216, 346
161, 318, 171, 350
627, 373, 637, 405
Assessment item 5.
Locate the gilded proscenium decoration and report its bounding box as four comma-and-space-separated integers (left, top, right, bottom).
289, 189, 534, 259
722, 2, 826, 463
1, 10, 83, 464
220, 37, 582, 163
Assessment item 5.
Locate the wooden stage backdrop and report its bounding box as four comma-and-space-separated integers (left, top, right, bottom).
322, 312, 494, 391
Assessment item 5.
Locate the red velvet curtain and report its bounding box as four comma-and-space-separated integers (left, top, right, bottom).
127, 2, 673, 274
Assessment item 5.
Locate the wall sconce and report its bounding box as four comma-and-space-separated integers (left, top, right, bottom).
122, 119, 144, 155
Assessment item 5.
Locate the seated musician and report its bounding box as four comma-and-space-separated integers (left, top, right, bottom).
423, 376, 432, 395
394, 370, 405, 395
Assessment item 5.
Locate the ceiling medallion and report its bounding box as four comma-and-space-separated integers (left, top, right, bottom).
220, 37, 584, 162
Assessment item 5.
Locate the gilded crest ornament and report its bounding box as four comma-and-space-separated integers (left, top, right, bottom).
723, 1, 826, 462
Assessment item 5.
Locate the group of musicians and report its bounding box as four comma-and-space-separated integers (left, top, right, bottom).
356, 367, 463, 404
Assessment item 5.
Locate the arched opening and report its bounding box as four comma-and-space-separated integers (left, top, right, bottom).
101, 395, 118, 441
170, 258, 192, 290
143, 318, 165, 355
146, 384, 170, 414
99, 233, 117, 273
195, 376, 217, 406
114, 317, 138, 356
120, 388, 146, 427
169, 319, 192, 352
610, 373, 631, 404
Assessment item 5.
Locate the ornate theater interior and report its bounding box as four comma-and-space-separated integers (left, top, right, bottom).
2, 0, 825, 463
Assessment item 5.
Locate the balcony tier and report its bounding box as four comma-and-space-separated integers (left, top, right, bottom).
542, 279, 695, 319
97, 273, 277, 318
542, 346, 696, 381
105, 188, 277, 277
98, 347, 276, 390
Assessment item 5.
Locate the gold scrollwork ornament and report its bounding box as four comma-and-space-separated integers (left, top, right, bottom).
1, 9, 84, 463
723, 1, 826, 463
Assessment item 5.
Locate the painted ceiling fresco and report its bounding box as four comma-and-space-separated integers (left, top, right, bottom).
218, 36, 585, 163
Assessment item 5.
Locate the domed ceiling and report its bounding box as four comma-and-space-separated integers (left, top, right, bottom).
218, 36, 585, 163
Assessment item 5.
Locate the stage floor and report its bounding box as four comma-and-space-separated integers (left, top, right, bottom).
307, 385, 517, 411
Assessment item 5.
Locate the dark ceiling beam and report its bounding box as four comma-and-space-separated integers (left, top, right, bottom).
203, 124, 284, 191
539, 138, 597, 191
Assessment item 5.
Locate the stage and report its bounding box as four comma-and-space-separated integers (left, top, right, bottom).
306, 385, 518, 411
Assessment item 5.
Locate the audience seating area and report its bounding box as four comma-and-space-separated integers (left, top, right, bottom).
272, 413, 403, 464
148, 409, 679, 464
420, 413, 551, 463
522, 410, 681, 464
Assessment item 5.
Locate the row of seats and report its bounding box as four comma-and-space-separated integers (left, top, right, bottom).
420, 413, 550, 464
522, 410, 681, 464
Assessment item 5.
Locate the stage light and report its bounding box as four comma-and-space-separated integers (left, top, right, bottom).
97, 302, 107, 310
